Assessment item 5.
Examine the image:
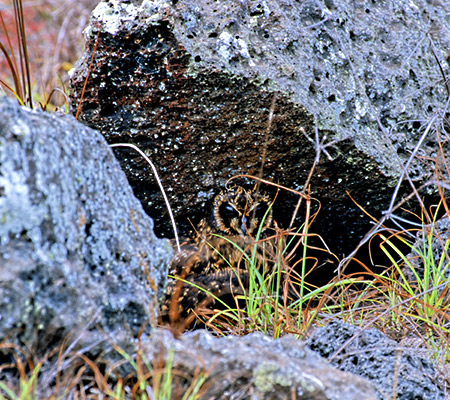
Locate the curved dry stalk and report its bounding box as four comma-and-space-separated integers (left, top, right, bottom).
110, 143, 180, 252
75, 29, 100, 120
256, 93, 277, 193
227, 174, 310, 199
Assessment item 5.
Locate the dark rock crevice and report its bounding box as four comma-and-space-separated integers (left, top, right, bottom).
68, 0, 435, 266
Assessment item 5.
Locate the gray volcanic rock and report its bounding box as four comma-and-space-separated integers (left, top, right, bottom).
69, 0, 449, 262
0, 99, 172, 354
172, 0, 450, 179
142, 328, 379, 400
306, 320, 445, 400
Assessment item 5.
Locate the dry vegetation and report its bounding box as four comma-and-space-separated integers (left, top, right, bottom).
1, 1, 450, 398
0, 0, 96, 109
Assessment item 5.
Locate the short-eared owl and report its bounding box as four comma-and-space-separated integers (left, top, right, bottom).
160, 185, 275, 324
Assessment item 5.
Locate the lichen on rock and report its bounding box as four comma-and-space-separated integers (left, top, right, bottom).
0, 99, 172, 354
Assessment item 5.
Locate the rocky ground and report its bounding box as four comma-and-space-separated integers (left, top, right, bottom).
1, 0, 449, 398
0, 99, 446, 398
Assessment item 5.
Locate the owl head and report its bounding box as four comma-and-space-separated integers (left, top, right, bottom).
209, 185, 273, 237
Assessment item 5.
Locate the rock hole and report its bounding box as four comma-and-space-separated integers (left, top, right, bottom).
85, 221, 93, 237
99, 103, 115, 117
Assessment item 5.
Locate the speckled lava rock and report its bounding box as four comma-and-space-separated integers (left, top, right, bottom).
141, 328, 378, 400
0, 99, 172, 355
306, 320, 445, 400
69, 0, 449, 262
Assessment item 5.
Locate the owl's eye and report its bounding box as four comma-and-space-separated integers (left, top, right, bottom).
219, 203, 238, 219
253, 202, 270, 220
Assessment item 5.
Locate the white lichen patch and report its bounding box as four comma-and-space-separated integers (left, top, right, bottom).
253, 361, 324, 395
0, 168, 46, 244
217, 31, 254, 66
9, 119, 31, 138
87, 0, 171, 37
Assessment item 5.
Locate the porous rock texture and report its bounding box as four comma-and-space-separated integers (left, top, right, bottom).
70, 0, 450, 263
306, 320, 445, 400
141, 328, 379, 400
0, 99, 172, 354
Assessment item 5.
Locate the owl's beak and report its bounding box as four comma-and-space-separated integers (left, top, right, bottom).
240, 216, 248, 235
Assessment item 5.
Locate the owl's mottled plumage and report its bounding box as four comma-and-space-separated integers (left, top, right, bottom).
160, 185, 275, 325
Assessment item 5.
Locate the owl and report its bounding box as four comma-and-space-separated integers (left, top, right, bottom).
159, 185, 276, 326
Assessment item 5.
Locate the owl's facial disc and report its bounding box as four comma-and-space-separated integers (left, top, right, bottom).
242, 200, 272, 236
213, 186, 273, 236
217, 202, 244, 235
